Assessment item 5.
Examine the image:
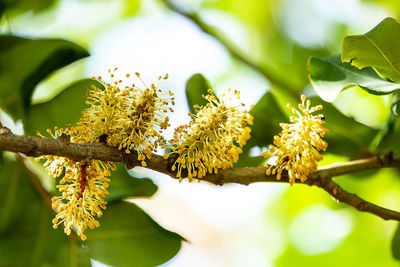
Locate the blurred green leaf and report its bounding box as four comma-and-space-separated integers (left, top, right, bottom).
24, 79, 102, 136
391, 91, 400, 115
246, 91, 287, 149
374, 92, 400, 152
106, 163, 158, 203
392, 223, 400, 260
202, 0, 330, 93
0, 0, 56, 15
0, 158, 90, 266
0, 35, 89, 120
0, 1, 9, 18
262, 34, 331, 93
308, 56, 400, 102
122, 0, 140, 17
234, 155, 265, 168
342, 17, 400, 83
0, 0, 56, 19
202, 0, 273, 28
376, 114, 400, 152
361, 0, 400, 18
86, 201, 183, 267
0, 158, 177, 266
235, 91, 286, 167
311, 97, 379, 155
185, 73, 212, 113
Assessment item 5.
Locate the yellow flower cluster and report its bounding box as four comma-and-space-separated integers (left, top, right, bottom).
35, 71, 331, 239
164, 88, 253, 182
262, 95, 328, 184
37, 129, 115, 240
36, 69, 174, 240
69, 69, 174, 166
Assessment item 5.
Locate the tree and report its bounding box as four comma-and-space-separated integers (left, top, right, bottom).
1, 0, 400, 266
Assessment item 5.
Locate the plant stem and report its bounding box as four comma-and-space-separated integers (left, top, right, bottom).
1, 128, 400, 221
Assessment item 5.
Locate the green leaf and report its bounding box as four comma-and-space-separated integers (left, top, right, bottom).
24, 79, 102, 136
392, 223, 400, 260
185, 73, 212, 113
246, 92, 287, 148
235, 92, 286, 167
308, 56, 400, 102
86, 201, 183, 267
234, 155, 265, 168
0, 158, 175, 266
0, 35, 89, 120
0, 158, 90, 266
122, 0, 141, 17
310, 97, 379, 155
342, 17, 400, 83
1, 0, 56, 17
106, 163, 158, 203
391, 91, 400, 115
375, 114, 400, 152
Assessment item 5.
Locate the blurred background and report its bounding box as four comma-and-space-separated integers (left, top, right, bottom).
1, 0, 400, 266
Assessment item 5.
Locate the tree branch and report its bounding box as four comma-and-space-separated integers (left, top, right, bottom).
161, 0, 297, 95
315, 176, 400, 221
1, 127, 400, 221
17, 155, 52, 209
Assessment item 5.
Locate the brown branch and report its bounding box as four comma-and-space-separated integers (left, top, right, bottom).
314, 175, 400, 221
1, 128, 400, 221
161, 0, 297, 95
17, 155, 52, 208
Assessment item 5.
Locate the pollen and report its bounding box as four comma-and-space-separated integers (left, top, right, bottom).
69, 69, 174, 166
263, 95, 328, 185
50, 160, 113, 241
35, 68, 176, 239
36, 130, 113, 241
164, 88, 253, 182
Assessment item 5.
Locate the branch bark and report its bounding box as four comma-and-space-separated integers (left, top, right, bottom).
1, 128, 400, 221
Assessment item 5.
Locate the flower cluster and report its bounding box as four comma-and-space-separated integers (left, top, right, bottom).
36, 129, 115, 240
262, 95, 328, 184
68, 69, 174, 166
35, 68, 328, 240
36, 70, 174, 240
51, 160, 114, 241
164, 88, 253, 182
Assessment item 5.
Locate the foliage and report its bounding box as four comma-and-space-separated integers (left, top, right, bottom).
307, 17, 400, 262
2, 0, 400, 266
0, 34, 182, 265
0, 36, 89, 120
308, 56, 400, 102
342, 17, 400, 84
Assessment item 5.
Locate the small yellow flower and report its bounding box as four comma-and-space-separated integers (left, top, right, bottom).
36, 129, 114, 240
51, 160, 113, 241
263, 95, 328, 184
69, 73, 124, 145
165, 88, 253, 182
115, 72, 174, 165
69, 69, 174, 166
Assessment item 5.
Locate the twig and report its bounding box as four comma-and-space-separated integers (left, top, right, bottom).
161, 0, 297, 95
315, 176, 400, 221
17, 155, 52, 208
1, 128, 400, 221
